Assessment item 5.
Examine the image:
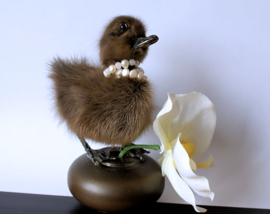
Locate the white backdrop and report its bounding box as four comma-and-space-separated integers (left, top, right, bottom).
1, 0, 270, 210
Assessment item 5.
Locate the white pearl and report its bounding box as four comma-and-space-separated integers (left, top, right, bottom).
121, 59, 129, 68
116, 69, 122, 76
137, 67, 144, 74
122, 68, 130, 77
104, 68, 110, 74
143, 75, 148, 81
103, 68, 111, 78
135, 60, 140, 67
115, 62, 121, 70
137, 72, 144, 80
109, 65, 116, 74
129, 69, 138, 78
129, 59, 135, 66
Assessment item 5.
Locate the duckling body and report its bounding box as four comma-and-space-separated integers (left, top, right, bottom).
50, 57, 152, 145
49, 16, 158, 157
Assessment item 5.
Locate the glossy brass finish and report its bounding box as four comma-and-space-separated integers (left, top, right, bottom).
68, 153, 165, 213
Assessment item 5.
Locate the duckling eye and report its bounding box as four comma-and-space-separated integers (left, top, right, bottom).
119, 23, 128, 30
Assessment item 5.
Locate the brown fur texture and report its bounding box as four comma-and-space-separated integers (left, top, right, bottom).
49, 16, 155, 146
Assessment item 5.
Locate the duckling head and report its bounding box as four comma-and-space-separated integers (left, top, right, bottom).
99, 15, 158, 67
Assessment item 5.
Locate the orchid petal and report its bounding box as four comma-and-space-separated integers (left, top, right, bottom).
159, 156, 166, 176
168, 93, 216, 161
153, 120, 170, 152
197, 155, 214, 169
172, 136, 214, 201
153, 93, 179, 152
190, 158, 197, 171
162, 150, 207, 213
159, 156, 165, 165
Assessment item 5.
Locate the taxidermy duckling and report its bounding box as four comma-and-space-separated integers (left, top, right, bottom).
49, 16, 158, 164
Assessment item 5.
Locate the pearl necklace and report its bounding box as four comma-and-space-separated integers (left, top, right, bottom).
103, 59, 147, 80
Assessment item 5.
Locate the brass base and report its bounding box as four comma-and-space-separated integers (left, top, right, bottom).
68, 153, 165, 213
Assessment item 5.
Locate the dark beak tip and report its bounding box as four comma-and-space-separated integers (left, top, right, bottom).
134, 35, 159, 49
150, 35, 159, 42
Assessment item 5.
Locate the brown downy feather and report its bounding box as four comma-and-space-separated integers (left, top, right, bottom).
49, 16, 156, 146
49, 57, 153, 146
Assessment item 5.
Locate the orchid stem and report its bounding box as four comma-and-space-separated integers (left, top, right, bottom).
118, 145, 160, 158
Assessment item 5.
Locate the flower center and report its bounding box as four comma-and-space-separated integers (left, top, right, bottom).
180, 140, 195, 157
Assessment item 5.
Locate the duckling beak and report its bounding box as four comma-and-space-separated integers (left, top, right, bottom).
134, 35, 159, 49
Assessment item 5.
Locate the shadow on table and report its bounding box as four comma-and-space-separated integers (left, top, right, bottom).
69, 202, 198, 214
69, 203, 270, 214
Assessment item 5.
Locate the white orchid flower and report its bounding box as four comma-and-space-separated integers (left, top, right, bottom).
153, 92, 216, 213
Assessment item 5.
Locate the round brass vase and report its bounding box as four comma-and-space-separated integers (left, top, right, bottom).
68, 153, 165, 213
